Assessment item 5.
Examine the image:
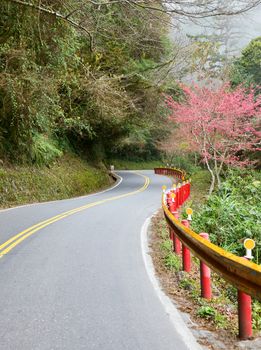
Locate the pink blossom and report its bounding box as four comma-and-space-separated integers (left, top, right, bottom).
166, 83, 261, 168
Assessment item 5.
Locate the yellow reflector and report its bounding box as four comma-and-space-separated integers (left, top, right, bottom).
244, 239, 255, 250
186, 208, 193, 215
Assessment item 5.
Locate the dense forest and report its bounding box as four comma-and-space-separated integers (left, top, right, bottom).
1, 1, 260, 166
0, 0, 180, 165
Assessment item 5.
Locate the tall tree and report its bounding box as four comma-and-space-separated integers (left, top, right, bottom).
230, 37, 261, 88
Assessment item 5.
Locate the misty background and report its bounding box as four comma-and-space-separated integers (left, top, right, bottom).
175, 3, 261, 54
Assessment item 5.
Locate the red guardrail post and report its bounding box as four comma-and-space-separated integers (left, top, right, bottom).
176, 185, 180, 208
181, 220, 191, 272
183, 183, 186, 203
180, 184, 183, 205
238, 257, 252, 340
172, 212, 181, 255
238, 290, 252, 339
169, 197, 176, 212
185, 181, 189, 201
199, 233, 212, 299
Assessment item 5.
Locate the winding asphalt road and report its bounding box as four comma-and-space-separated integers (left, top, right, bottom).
0, 171, 198, 350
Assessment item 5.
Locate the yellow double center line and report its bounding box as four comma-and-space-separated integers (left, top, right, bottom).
0, 173, 150, 258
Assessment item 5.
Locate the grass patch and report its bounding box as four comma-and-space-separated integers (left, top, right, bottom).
181, 169, 211, 219
196, 305, 228, 329
190, 170, 211, 204
164, 252, 181, 271
0, 154, 112, 209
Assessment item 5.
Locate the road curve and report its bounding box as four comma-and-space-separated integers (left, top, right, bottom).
0, 171, 197, 350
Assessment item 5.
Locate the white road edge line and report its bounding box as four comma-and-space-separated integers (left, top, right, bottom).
0, 172, 123, 214
141, 216, 202, 350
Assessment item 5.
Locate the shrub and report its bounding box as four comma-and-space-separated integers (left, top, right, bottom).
192, 169, 261, 262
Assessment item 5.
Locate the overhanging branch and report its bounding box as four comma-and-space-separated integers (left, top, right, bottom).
6, 0, 94, 51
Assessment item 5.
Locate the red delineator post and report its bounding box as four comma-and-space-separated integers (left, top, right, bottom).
238, 257, 252, 340
181, 220, 191, 272
199, 233, 212, 299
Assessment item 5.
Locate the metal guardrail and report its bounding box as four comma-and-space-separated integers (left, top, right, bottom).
163, 202, 261, 301
155, 167, 261, 301
154, 167, 186, 179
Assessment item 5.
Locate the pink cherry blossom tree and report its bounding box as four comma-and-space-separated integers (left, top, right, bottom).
166, 83, 261, 194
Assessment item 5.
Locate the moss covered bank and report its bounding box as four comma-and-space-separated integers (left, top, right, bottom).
0, 154, 112, 209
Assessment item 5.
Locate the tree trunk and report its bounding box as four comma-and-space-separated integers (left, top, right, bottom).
208, 170, 216, 196
214, 154, 221, 188
194, 152, 198, 166
205, 157, 215, 195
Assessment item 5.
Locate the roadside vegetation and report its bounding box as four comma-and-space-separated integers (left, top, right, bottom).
158, 36, 261, 319
150, 139, 261, 344
0, 1, 175, 167
151, 212, 261, 347
192, 170, 261, 263
0, 154, 112, 208
0, 1, 175, 207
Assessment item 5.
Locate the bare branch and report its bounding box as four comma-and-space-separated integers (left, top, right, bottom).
128, 0, 261, 19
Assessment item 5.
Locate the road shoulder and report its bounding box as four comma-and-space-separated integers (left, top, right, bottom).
141, 215, 204, 350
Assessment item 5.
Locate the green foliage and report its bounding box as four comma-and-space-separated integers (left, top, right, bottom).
0, 0, 171, 164
179, 277, 196, 291
197, 305, 216, 318
158, 224, 180, 273
30, 134, 62, 165
160, 239, 173, 253
192, 170, 261, 262
230, 37, 261, 89
180, 169, 211, 215
196, 306, 227, 328
0, 154, 111, 208
190, 170, 211, 199
163, 154, 201, 175
213, 311, 227, 329
164, 253, 181, 271
159, 221, 169, 240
